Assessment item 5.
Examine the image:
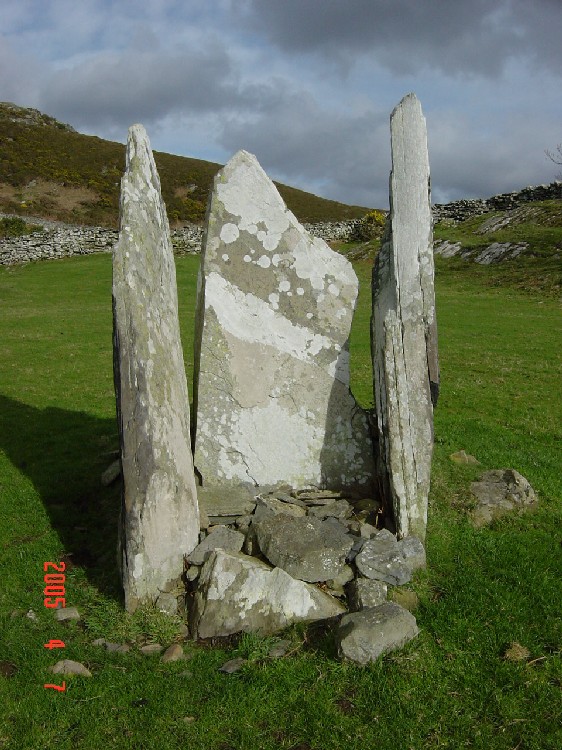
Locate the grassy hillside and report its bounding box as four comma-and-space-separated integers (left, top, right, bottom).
433, 200, 562, 296
0, 253, 560, 749
0, 102, 371, 227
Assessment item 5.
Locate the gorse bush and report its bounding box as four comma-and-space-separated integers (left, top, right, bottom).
351, 209, 387, 241
0, 216, 42, 238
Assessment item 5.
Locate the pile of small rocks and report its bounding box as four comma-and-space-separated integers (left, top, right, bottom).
185, 486, 424, 665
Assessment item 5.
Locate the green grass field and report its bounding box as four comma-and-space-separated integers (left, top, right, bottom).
0, 253, 560, 750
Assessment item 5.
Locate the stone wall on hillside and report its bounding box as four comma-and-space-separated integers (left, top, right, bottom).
0, 217, 359, 265
2, 180, 560, 265
433, 181, 562, 222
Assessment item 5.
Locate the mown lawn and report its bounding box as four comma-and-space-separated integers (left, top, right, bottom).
0, 253, 560, 750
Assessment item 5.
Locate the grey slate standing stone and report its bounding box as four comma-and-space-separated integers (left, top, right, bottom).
337, 602, 419, 665
113, 124, 199, 614
254, 514, 355, 582
192, 550, 346, 639
193, 150, 375, 494
371, 93, 438, 541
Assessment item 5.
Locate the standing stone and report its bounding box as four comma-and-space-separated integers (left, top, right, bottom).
113, 124, 200, 614
193, 150, 375, 494
371, 94, 438, 541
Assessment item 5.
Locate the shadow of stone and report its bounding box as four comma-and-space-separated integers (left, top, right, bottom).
0, 393, 122, 602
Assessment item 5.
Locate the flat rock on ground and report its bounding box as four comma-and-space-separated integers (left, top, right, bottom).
354, 531, 425, 585
192, 549, 345, 639
337, 602, 419, 665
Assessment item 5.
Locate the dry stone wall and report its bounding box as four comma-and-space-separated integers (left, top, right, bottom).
433, 181, 562, 223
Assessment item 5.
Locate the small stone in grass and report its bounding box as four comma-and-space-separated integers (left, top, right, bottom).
51, 659, 92, 677
140, 644, 163, 656
161, 644, 185, 663
55, 607, 80, 622
218, 657, 247, 673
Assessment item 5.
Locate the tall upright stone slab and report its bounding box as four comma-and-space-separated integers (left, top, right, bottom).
194, 150, 374, 494
371, 94, 439, 541
113, 124, 199, 614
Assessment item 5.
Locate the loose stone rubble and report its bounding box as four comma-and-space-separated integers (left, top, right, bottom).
371, 92, 438, 541
193, 149, 375, 494
186, 485, 425, 659
112, 124, 200, 614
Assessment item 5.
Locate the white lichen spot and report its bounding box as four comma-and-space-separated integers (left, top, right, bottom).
222, 253, 229, 261
257, 230, 266, 242
296, 287, 304, 296
272, 254, 281, 267
306, 312, 313, 319
279, 280, 291, 293
328, 283, 340, 297
263, 233, 281, 252
257, 255, 271, 269
243, 255, 252, 263
268, 293, 280, 310
220, 223, 239, 244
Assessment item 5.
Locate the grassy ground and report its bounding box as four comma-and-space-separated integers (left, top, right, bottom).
0, 253, 560, 750
433, 201, 562, 297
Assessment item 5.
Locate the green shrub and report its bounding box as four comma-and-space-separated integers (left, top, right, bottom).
351, 209, 387, 241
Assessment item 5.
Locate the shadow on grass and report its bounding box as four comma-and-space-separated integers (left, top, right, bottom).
0, 393, 122, 602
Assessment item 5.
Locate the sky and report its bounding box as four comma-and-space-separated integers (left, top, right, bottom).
1, 0, 561, 208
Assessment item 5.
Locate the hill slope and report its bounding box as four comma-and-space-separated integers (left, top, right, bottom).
0, 102, 371, 227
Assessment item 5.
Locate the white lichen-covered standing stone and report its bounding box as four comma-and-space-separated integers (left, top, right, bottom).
193, 150, 374, 493
113, 124, 199, 614
371, 94, 439, 541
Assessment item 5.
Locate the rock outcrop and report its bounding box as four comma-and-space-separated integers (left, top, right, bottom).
371, 93, 438, 541
193, 149, 375, 494
112, 124, 199, 614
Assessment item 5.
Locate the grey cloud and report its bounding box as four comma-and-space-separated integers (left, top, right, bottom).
234, 0, 562, 77
218, 87, 391, 207
38, 39, 264, 131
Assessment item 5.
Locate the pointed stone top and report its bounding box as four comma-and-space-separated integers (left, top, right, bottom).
120, 124, 166, 232
124, 124, 161, 193
216, 149, 288, 224
391, 92, 421, 120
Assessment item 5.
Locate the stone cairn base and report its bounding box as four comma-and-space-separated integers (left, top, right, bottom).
188, 485, 422, 665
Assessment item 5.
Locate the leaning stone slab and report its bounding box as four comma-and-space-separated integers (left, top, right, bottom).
371, 93, 438, 541
197, 486, 257, 518
470, 469, 537, 527
337, 602, 419, 665
187, 526, 246, 566
193, 150, 375, 494
254, 514, 355, 582
113, 124, 199, 614
192, 550, 346, 639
